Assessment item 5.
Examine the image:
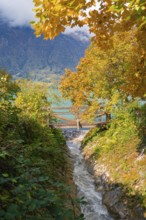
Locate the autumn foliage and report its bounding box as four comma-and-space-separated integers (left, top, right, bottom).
60, 30, 146, 120
32, 0, 146, 120
32, 0, 146, 45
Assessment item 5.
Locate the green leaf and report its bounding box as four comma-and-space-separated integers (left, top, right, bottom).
2, 173, 9, 178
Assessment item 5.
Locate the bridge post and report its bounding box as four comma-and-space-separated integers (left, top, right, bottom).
105, 113, 111, 122
77, 119, 79, 130
76, 119, 82, 130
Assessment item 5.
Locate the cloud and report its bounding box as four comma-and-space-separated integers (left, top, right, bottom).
0, 0, 35, 26
65, 25, 90, 35
0, 0, 97, 40
64, 25, 91, 41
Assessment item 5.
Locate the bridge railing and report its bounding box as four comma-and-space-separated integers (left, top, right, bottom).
49, 106, 108, 129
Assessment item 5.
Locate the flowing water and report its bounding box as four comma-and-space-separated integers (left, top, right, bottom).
66, 130, 114, 220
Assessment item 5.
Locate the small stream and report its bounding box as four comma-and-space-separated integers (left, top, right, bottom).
65, 129, 114, 220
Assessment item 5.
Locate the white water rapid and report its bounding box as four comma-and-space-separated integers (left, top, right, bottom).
65, 129, 114, 220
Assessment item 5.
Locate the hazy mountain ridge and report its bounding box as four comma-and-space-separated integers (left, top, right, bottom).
0, 22, 89, 80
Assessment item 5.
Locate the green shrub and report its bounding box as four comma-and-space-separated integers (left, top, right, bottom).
0, 72, 83, 220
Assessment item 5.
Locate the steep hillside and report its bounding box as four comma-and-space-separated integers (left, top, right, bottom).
0, 22, 88, 80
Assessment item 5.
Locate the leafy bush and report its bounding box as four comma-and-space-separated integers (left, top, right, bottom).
0, 71, 83, 219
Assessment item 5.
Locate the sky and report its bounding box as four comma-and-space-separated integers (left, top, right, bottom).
0, 0, 91, 38
0, 0, 35, 26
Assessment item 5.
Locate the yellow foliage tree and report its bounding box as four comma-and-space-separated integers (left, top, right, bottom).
59, 31, 146, 120
32, 0, 146, 47
32, 0, 146, 121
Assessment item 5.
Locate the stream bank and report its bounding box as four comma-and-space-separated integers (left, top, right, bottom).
81, 132, 146, 220
82, 155, 146, 220
63, 128, 146, 220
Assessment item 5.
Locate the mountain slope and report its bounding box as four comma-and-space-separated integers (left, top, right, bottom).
0, 22, 88, 80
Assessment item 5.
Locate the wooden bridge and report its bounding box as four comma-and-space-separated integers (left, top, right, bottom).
51, 106, 108, 129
